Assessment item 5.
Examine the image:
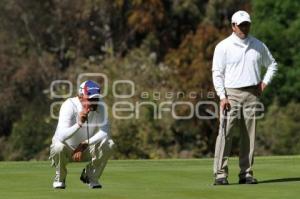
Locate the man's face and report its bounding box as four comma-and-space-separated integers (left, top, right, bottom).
80, 95, 99, 111
232, 22, 251, 39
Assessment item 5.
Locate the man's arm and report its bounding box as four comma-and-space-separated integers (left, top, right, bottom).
261, 43, 278, 86
55, 100, 81, 142
72, 127, 108, 162
72, 101, 107, 161
212, 44, 231, 111
87, 128, 109, 145
212, 44, 226, 100
85, 100, 110, 145
72, 126, 108, 162
72, 140, 88, 161
85, 113, 110, 145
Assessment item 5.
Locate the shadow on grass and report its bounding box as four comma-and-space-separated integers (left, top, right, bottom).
258, 177, 300, 184
224, 177, 300, 185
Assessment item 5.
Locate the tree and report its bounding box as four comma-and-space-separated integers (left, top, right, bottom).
256, 102, 300, 155
251, 0, 300, 105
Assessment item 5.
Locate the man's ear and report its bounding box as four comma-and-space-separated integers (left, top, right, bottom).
231, 23, 236, 31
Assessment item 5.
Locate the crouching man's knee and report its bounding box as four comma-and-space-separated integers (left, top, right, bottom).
102, 138, 115, 152
49, 141, 71, 167
96, 138, 115, 156
51, 141, 68, 154
107, 139, 115, 151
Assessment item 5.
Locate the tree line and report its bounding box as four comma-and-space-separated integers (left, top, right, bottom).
0, 0, 299, 160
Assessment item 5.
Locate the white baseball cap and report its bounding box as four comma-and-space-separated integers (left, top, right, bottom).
231, 10, 251, 25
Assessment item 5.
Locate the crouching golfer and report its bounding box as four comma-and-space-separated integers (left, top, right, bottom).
49, 80, 114, 189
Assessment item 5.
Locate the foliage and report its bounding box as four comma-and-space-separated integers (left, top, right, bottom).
252, 0, 300, 105
4, 100, 55, 160
256, 102, 300, 155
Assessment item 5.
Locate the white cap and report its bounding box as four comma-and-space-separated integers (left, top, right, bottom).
231, 10, 251, 25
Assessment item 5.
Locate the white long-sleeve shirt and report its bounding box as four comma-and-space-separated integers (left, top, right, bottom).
52, 97, 110, 150
212, 33, 278, 99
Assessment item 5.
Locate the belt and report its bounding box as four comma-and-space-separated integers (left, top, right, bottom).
240, 85, 258, 89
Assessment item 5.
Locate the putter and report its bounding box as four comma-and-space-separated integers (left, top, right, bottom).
221, 108, 228, 134
86, 114, 89, 146
80, 99, 90, 184
215, 108, 228, 179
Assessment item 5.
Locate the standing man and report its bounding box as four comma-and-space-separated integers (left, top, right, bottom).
212, 10, 277, 185
49, 80, 115, 189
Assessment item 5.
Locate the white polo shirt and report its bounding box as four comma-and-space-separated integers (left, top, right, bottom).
212, 33, 278, 99
52, 97, 110, 150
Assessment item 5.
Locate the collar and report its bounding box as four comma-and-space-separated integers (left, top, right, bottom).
230, 33, 252, 47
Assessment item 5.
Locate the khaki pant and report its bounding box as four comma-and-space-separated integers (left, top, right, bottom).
49, 138, 115, 183
213, 87, 259, 179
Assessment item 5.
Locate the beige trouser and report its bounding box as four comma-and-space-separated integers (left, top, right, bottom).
49, 138, 115, 183
213, 87, 259, 179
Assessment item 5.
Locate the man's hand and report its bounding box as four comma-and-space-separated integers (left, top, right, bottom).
259, 82, 267, 92
258, 82, 267, 96
72, 141, 88, 162
220, 98, 231, 111
78, 108, 90, 126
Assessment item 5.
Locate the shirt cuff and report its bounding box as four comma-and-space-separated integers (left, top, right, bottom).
262, 79, 269, 85
219, 93, 226, 100
75, 123, 82, 129
77, 122, 83, 128
83, 140, 88, 145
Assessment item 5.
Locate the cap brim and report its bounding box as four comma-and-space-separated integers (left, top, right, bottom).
236, 19, 251, 25
88, 94, 101, 99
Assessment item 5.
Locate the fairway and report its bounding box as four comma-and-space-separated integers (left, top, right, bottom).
0, 156, 300, 199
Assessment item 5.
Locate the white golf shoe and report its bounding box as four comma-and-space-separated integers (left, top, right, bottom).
53, 181, 66, 189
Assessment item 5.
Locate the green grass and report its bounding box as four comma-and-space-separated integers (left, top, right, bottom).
1, 156, 300, 199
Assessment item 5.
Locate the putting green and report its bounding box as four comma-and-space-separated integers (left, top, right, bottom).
0, 156, 300, 199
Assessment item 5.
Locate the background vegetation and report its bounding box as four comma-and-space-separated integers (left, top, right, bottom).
0, 0, 299, 160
